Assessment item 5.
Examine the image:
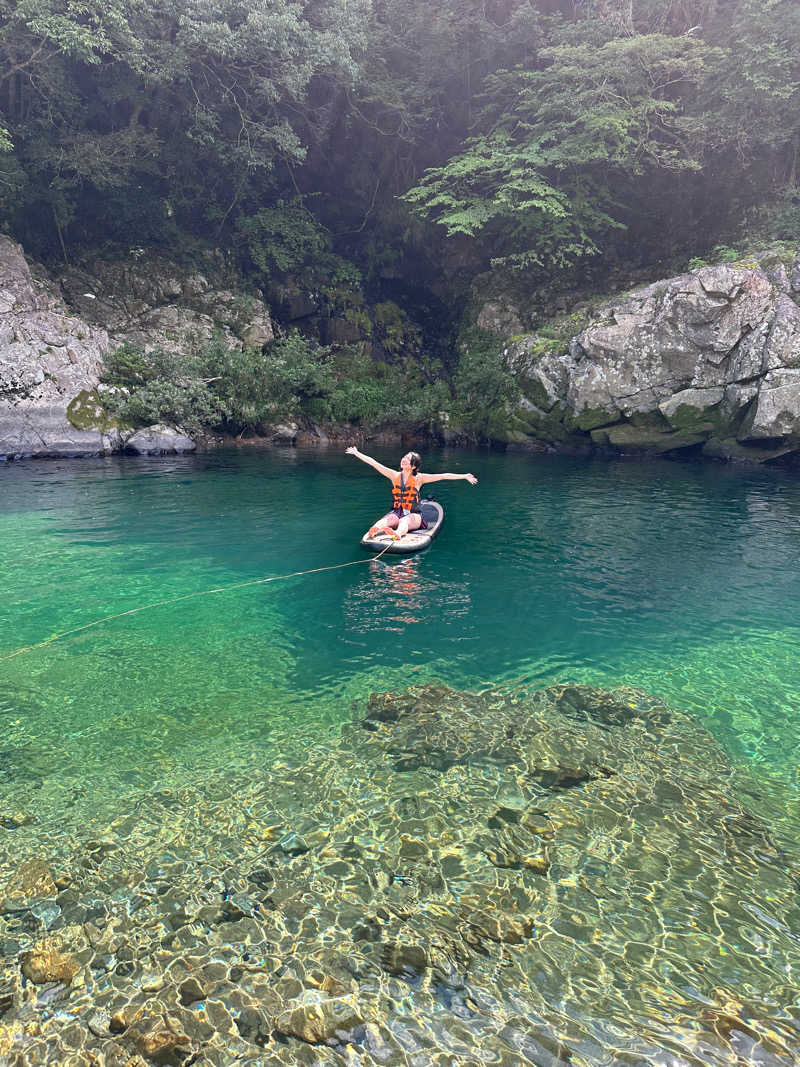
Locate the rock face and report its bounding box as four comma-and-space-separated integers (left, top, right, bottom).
504, 253, 800, 462
59, 251, 273, 358
125, 425, 196, 456
0, 236, 117, 459
0, 236, 273, 460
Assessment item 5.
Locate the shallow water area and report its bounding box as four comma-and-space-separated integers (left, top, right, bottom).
2, 447, 800, 1065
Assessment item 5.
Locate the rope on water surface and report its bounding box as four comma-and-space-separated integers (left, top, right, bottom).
0, 541, 395, 664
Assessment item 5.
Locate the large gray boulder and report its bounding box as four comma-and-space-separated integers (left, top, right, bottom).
0, 236, 118, 458
125, 425, 196, 455
568, 267, 773, 420
503, 253, 800, 461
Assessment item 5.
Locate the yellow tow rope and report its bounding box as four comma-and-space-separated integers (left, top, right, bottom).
1, 542, 394, 664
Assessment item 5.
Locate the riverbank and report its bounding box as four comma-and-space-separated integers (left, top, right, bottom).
3, 234, 800, 466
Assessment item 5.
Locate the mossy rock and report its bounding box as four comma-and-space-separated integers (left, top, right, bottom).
661, 402, 728, 436
517, 373, 557, 413
702, 437, 797, 463
512, 403, 574, 443
66, 390, 123, 433
566, 406, 621, 432
592, 422, 706, 453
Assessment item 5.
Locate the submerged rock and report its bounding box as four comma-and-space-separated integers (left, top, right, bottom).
20, 938, 80, 984
274, 992, 365, 1045
2, 857, 56, 912
1, 680, 799, 1065
128, 1012, 193, 1060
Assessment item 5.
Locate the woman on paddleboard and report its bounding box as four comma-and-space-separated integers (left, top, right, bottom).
346, 446, 477, 541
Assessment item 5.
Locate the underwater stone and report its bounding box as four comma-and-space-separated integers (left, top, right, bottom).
277, 833, 310, 857
109, 1006, 135, 1033
1, 679, 798, 1064
0, 978, 18, 1020
29, 900, 61, 928
179, 976, 206, 1006
86, 1008, 112, 1037
0, 812, 35, 829
360, 1020, 404, 1062
461, 907, 533, 947
2, 857, 57, 912
203, 996, 239, 1038
128, 1012, 193, 1060
380, 943, 428, 979
274, 993, 366, 1045
20, 937, 80, 984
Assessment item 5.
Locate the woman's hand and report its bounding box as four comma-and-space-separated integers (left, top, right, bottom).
466, 473, 478, 485
346, 446, 359, 456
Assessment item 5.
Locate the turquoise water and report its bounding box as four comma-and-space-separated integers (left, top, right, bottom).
1, 446, 799, 826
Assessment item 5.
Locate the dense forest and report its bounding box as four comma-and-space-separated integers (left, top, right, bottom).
1, 0, 799, 437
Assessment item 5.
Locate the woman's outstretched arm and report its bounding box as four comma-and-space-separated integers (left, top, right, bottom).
418, 472, 478, 485
345, 446, 397, 480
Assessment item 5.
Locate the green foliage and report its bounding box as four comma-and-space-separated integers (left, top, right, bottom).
0, 0, 369, 254
371, 302, 422, 359
101, 344, 225, 434
712, 244, 740, 263
235, 333, 332, 424
325, 349, 393, 426
192, 337, 285, 433
687, 244, 742, 271
318, 255, 363, 292
326, 347, 449, 429
4, 0, 800, 386
101, 343, 151, 386
770, 187, 800, 241
237, 201, 330, 276
100, 331, 447, 435
402, 29, 715, 271
451, 329, 520, 439
698, 0, 800, 156
117, 378, 222, 435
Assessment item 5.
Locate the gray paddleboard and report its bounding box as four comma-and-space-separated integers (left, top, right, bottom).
361, 500, 444, 554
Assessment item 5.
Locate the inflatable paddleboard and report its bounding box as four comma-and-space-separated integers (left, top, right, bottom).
361, 500, 444, 555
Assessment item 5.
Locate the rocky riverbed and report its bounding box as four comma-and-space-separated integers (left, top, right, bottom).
1, 681, 798, 1065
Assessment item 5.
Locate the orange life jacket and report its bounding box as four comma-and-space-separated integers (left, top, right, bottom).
392, 472, 421, 513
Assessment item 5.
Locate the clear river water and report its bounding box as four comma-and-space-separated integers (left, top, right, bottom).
1, 446, 800, 1065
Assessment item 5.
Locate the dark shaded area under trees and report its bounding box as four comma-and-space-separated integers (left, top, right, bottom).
1, 0, 799, 438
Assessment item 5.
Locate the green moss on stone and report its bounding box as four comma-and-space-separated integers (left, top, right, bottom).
594, 423, 706, 453
567, 407, 621, 432
66, 389, 122, 432
664, 403, 726, 436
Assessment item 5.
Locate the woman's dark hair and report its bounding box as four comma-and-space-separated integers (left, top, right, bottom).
408, 452, 421, 473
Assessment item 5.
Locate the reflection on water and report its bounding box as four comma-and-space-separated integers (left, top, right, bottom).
344, 556, 472, 633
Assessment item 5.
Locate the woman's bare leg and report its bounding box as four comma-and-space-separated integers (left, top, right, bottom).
393, 513, 423, 540
367, 513, 400, 538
